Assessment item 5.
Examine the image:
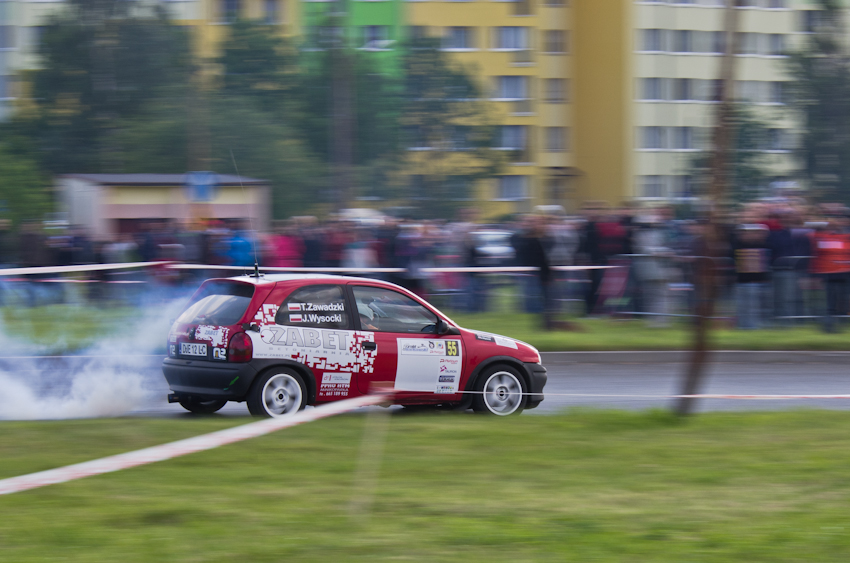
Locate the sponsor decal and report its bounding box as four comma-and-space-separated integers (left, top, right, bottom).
195, 325, 229, 347
213, 347, 227, 360
169, 344, 176, 356
286, 302, 346, 312
320, 372, 352, 398
396, 339, 463, 393
289, 314, 303, 323
399, 339, 456, 356
252, 328, 377, 375
475, 332, 518, 350
169, 332, 178, 343
253, 304, 279, 327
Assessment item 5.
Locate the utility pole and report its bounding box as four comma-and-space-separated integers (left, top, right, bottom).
675, 0, 739, 416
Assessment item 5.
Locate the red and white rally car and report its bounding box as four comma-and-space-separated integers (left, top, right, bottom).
162, 274, 546, 417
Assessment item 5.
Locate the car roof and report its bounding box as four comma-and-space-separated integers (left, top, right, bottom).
222, 274, 386, 286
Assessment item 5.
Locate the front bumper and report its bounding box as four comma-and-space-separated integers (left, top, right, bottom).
523, 362, 547, 409
162, 358, 259, 401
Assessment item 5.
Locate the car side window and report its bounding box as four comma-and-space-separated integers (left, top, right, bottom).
352, 286, 438, 333
276, 285, 350, 329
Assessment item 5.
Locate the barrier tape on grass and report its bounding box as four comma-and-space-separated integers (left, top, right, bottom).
0, 394, 386, 496
450, 390, 850, 400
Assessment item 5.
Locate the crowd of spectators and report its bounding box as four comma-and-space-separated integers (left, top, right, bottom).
6, 198, 850, 332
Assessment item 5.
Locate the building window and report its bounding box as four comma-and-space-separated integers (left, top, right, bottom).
770, 81, 785, 104
544, 78, 567, 103
496, 125, 529, 162
768, 34, 784, 56
0, 25, 15, 50
494, 26, 528, 50
640, 127, 666, 150
544, 127, 567, 152
543, 30, 567, 54
496, 176, 529, 201
673, 30, 692, 53
264, 0, 280, 24
800, 11, 818, 34
640, 176, 665, 199
362, 25, 390, 49
543, 0, 565, 6
221, 0, 240, 23
443, 26, 474, 50
494, 75, 528, 100
672, 127, 693, 150
673, 78, 692, 101
640, 78, 664, 101
408, 26, 428, 41
640, 29, 665, 52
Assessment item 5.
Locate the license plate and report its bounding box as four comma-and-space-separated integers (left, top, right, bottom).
180, 343, 207, 357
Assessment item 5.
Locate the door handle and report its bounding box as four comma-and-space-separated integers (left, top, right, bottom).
363, 342, 377, 351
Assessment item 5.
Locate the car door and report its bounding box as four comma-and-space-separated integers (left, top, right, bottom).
350, 284, 464, 398
253, 283, 368, 402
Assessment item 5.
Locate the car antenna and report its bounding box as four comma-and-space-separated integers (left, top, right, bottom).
230, 148, 261, 278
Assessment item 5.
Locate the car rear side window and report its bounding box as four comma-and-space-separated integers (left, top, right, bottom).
352, 286, 438, 333
177, 282, 255, 325
276, 285, 350, 329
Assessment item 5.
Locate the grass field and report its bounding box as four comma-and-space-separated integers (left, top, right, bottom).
449, 311, 850, 352
2, 410, 850, 561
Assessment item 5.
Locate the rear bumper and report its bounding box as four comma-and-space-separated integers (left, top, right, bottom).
162, 358, 259, 401
523, 362, 547, 409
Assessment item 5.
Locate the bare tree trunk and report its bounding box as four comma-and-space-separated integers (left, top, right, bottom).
675, 0, 739, 416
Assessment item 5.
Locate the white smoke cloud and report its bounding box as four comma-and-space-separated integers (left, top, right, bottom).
0, 293, 188, 421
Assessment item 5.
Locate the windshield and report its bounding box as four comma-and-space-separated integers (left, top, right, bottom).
177, 282, 255, 326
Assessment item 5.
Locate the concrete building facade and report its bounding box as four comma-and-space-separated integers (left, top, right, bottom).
1, 0, 830, 215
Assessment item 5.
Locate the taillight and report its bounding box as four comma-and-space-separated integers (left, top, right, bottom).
228, 332, 253, 363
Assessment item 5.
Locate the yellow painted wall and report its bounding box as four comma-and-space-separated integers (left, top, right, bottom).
574, 0, 632, 207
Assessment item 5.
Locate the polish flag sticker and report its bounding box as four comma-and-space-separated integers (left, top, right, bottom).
289, 314, 303, 322
287, 303, 303, 311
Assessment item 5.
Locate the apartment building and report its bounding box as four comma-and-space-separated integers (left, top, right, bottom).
631, 0, 800, 201
0, 0, 821, 214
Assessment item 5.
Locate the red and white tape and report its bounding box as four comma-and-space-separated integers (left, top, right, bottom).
0, 394, 385, 496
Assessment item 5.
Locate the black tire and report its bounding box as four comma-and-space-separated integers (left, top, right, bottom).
471, 365, 527, 416
247, 368, 307, 418
178, 398, 227, 415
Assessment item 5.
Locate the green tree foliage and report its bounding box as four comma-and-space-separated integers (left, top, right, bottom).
218, 20, 295, 115
17, 0, 192, 174
786, 0, 850, 204
0, 145, 52, 228
398, 39, 504, 218
689, 104, 772, 203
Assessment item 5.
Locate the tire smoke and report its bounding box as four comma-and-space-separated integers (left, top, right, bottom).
0, 294, 187, 421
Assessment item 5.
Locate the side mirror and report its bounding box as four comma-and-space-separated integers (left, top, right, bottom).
436, 319, 450, 335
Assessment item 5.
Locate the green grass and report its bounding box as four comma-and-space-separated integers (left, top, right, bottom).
448, 311, 850, 351
3, 411, 850, 561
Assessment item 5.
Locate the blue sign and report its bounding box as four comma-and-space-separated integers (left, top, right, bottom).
185, 171, 219, 202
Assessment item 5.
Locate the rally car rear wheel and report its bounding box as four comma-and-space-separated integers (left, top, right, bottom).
248, 369, 306, 418
472, 366, 527, 416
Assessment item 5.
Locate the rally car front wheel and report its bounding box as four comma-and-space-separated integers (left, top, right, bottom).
472, 365, 527, 416
247, 369, 307, 418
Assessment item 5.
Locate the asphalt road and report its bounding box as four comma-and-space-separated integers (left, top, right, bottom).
3, 352, 850, 419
